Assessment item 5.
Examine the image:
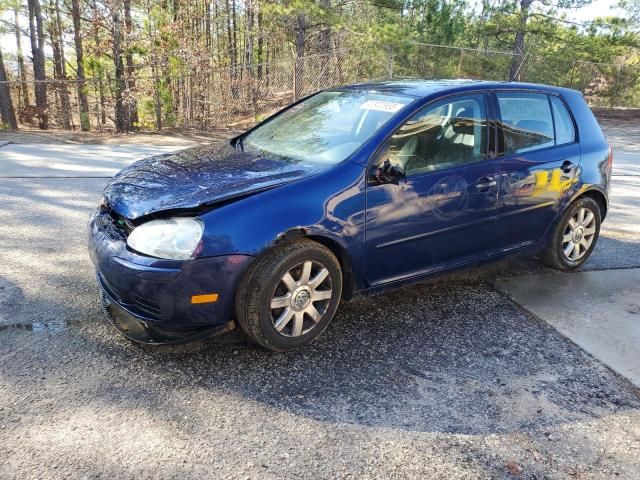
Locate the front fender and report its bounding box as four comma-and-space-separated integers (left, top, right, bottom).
197, 161, 367, 280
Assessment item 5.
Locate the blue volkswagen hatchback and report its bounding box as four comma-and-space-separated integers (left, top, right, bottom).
89, 79, 612, 350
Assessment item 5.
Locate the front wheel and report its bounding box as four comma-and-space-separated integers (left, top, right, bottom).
236, 239, 342, 351
539, 196, 601, 270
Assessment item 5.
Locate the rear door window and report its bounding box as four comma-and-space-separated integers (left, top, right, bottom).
497, 92, 555, 154
550, 96, 576, 145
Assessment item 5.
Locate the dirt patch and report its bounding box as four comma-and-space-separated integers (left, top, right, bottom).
0, 127, 238, 146
3, 111, 638, 148
593, 107, 640, 120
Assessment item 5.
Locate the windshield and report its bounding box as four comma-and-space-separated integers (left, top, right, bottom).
240, 90, 414, 165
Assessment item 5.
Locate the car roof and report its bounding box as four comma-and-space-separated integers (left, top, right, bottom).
335, 79, 579, 99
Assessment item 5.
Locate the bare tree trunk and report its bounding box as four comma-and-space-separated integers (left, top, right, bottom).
225, 0, 233, 66
225, 0, 237, 97
153, 67, 162, 130
27, 0, 48, 129
231, 0, 238, 67
319, 0, 331, 54
257, 7, 263, 80
294, 15, 306, 100
213, 0, 222, 67
145, 0, 162, 130
92, 0, 106, 125
0, 47, 18, 129
205, 0, 211, 49
55, 0, 72, 129
332, 34, 344, 83
98, 70, 106, 125
245, 0, 257, 118
123, 0, 138, 126
112, 0, 128, 131
48, 0, 72, 129
72, 0, 90, 131
509, 0, 532, 81
474, 0, 490, 49
246, 0, 254, 69
14, 7, 30, 109
265, 40, 271, 88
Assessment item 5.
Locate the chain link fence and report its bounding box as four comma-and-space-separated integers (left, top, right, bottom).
1, 42, 639, 132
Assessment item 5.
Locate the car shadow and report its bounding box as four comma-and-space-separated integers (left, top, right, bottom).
25, 250, 634, 437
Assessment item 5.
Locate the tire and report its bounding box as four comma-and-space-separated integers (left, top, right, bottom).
235, 239, 343, 351
539, 196, 601, 270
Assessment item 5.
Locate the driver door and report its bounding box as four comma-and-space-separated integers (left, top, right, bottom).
364, 93, 499, 286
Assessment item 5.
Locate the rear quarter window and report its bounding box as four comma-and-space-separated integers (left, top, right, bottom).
497, 92, 555, 154
550, 96, 576, 145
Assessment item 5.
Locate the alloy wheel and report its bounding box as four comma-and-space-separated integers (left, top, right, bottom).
269, 260, 333, 337
562, 206, 597, 262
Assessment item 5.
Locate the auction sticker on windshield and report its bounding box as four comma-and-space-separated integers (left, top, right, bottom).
360, 100, 406, 113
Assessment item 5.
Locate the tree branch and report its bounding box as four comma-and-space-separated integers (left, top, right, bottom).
0, 18, 30, 37
528, 12, 588, 26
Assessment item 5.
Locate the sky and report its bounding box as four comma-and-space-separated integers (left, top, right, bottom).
566, 0, 624, 24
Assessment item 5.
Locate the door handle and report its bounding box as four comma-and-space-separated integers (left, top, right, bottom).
561, 160, 575, 173
476, 176, 497, 192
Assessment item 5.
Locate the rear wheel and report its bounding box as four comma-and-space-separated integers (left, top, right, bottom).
236, 239, 342, 351
539, 197, 601, 270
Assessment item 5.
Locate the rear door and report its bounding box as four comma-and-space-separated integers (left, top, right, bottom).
364, 92, 500, 286
492, 91, 581, 254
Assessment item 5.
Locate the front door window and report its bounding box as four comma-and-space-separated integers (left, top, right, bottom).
375, 94, 487, 177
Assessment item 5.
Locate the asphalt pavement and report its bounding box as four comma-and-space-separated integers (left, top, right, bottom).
0, 144, 189, 177
0, 123, 639, 479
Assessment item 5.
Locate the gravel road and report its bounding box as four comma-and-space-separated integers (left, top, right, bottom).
0, 120, 639, 479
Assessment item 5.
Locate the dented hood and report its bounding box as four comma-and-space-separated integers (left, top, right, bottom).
104, 143, 318, 220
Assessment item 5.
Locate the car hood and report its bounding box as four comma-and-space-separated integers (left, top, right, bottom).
104, 143, 319, 220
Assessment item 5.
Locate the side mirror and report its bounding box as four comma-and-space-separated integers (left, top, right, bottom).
373, 159, 405, 185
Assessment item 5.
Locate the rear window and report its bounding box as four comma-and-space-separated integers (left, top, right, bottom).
550, 96, 576, 145
497, 92, 554, 154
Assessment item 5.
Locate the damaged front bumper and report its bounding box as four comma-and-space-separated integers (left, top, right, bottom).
89, 208, 254, 344
100, 291, 235, 344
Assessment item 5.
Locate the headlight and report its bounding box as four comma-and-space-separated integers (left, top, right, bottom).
127, 217, 204, 260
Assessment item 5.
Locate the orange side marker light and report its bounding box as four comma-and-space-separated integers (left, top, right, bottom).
191, 293, 219, 304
